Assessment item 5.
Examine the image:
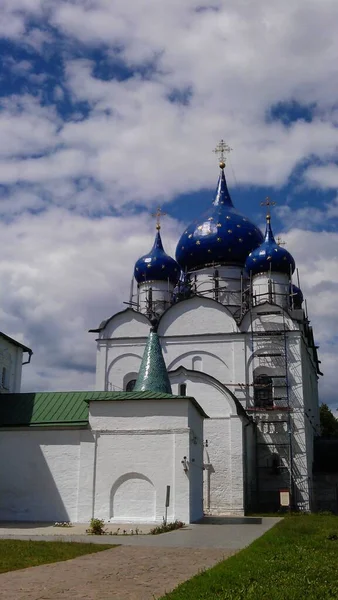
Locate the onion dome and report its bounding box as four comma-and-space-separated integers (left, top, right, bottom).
290, 284, 303, 309
245, 215, 295, 276
175, 167, 263, 272
134, 328, 172, 394
134, 226, 181, 285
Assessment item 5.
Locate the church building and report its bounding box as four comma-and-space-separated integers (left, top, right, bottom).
0, 142, 321, 522
92, 142, 321, 514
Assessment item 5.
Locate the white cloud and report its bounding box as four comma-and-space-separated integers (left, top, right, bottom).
0, 207, 180, 392
0, 0, 337, 407
282, 228, 338, 405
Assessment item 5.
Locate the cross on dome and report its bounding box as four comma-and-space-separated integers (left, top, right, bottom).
276, 235, 286, 247
213, 139, 232, 169
260, 196, 276, 219
152, 207, 167, 231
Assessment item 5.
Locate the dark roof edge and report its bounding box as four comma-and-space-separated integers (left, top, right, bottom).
0, 332, 32, 354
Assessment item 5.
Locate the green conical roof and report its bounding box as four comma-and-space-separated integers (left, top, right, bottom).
134, 330, 172, 394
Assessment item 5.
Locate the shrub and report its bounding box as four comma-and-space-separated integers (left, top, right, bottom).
150, 520, 185, 535
86, 518, 106, 535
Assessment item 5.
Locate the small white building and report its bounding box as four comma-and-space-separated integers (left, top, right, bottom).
0, 332, 32, 393
0, 332, 205, 524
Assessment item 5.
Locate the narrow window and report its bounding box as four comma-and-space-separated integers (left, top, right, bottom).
126, 379, 136, 392
254, 374, 273, 408
2, 367, 6, 388
179, 383, 187, 396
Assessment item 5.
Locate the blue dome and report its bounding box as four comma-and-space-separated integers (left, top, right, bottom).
245, 216, 295, 276
134, 228, 181, 285
175, 168, 263, 271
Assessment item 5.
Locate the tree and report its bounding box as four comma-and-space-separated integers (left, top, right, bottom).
320, 403, 338, 437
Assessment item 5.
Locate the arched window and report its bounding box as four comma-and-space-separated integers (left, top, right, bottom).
254, 374, 273, 408
125, 379, 136, 392
179, 383, 187, 396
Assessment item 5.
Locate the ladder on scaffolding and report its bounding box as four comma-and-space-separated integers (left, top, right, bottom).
248, 308, 295, 511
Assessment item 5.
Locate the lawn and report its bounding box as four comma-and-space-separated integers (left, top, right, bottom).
161, 515, 338, 600
0, 539, 116, 574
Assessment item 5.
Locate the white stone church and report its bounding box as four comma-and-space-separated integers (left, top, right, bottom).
0, 148, 321, 523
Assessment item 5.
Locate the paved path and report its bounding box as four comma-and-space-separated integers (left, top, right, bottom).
0, 546, 230, 600
0, 518, 281, 599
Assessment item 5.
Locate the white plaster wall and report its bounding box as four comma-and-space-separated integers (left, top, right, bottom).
158, 296, 238, 336
0, 430, 81, 521
0, 338, 24, 393
86, 399, 203, 523
98, 309, 150, 340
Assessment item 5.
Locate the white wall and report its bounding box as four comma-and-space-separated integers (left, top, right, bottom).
0, 337, 24, 393
0, 399, 204, 524
87, 399, 204, 524
0, 429, 81, 521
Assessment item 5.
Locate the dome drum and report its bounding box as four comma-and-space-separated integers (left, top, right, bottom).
191, 265, 247, 309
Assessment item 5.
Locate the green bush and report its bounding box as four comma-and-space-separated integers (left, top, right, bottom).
86, 518, 107, 535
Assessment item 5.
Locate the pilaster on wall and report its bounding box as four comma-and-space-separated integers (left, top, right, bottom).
77, 430, 97, 522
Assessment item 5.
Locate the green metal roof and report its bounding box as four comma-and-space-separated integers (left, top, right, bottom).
0, 390, 206, 427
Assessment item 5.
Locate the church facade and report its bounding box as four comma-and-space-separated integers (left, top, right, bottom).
0, 145, 321, 522
92, 150, 321, 514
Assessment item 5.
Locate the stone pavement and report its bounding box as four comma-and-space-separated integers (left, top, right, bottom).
0, 518, 281, 599
0, 546, 230, 600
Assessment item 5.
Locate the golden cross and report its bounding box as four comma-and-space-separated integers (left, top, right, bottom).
260, 196, 276, 218
213, 139, 232, 168
276, 236, 286, 246
152, 206, 167, 230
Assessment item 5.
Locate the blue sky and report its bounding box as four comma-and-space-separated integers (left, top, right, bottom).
0, 0, 338, 410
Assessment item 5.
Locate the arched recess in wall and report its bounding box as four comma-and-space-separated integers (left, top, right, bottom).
167, 350, 228, 373
123, 372, 138, 391
106, 353, 142, 391
110, 473, 156, 521
192, 356, 202, 371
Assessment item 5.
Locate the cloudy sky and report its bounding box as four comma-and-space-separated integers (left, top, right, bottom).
1, 0, 338, 409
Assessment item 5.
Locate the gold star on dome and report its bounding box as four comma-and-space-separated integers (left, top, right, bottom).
196, 240, 201, 245
226, 216, 231, 220
208, 217, 214, 221
216, 222, 222, 228
228, 229, 232, 233
228, 248, 232, 252
207, 249, 212, 253
253, 258, 257, 262
217, 237, 222, 242
147, 264, 151, 268
237, 224, 241, 228
238, 238, 243, 242
161, 264, 165, 269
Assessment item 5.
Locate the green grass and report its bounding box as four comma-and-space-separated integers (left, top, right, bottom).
161, 515, 338, 600
0, 539, 116, 574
